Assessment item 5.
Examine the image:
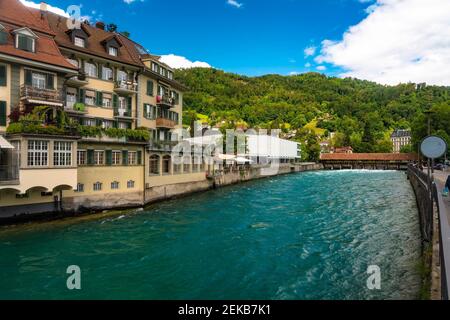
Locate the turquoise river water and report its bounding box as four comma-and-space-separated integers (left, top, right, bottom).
0, 170, 421, 300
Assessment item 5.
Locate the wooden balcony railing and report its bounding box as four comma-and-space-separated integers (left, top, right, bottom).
20, 85, 62, 103
156, 117, 176, 129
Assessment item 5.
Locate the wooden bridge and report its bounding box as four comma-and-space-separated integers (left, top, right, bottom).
320, 153, 418, 170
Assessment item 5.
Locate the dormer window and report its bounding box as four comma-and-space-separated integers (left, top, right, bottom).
13, 27, 38, 53
74, 36, 85, 48
109, 47, 118, 56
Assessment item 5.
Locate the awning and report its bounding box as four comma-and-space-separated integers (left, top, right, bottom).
235, 157, 253, 164
0, 136, 14, 149
27, 99, 63, 107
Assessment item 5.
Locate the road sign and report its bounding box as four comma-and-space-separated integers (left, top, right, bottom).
420, 135, 448, 159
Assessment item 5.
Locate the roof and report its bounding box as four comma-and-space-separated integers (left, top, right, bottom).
320, 153, 418, 161
391, 130, 412, 138
45, 12, 144, 67
0, 1, 77, 71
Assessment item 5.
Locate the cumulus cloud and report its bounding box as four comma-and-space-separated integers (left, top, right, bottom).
316, 0, 450, 85
316, 65, 326, 71
304, 46, 316, 57
20, 0, 69, 17
159, 54, 212, 69
227, 0, 243, 9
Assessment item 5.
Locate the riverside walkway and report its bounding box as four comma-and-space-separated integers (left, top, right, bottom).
431, 170, 450, 222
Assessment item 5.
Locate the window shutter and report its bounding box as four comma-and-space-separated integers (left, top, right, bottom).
0, 101, 6, 126
0, 65, 6, 86
137, 150, 142, 165
127, 96, 132, 116
147, 80, 153, 96
0, 31, 7, 44
105, 150, 112, 166
25, 69, 32, 86
96, 118, 102, 127
27, 37, 33, 52
78, 88, 85, 103
98, 64, 103, 79
113, 120, 118, 129
46, 74, 54, 89
96, 91, 103, 106
87, 149, 94, 165
122, 150, 128, 166
113, 93, 118, 110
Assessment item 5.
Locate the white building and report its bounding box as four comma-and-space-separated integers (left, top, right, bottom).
391, 130, 412, 153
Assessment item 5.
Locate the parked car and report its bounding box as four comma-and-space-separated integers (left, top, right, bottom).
433, 163, 445, 171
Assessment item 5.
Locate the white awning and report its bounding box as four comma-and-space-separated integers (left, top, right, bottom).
0, 136, 14, 149
27, 100, 63, 107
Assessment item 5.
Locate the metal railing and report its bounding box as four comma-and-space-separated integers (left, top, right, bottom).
114, 81, 138, 92
408, 164, 450, 300
156, 95, 175, 107
20, 85, 62, 102
0, 165, 19, 183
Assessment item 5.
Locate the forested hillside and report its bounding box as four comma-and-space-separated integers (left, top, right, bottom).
175, 68, 450, 159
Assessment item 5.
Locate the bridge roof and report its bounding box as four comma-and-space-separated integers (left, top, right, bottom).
320, 153, 418, 161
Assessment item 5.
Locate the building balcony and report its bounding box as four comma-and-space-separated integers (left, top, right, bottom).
147, 140, 179, 152
114, 81, 138, 95
156, 95, 175, 108
66, 75, 88, 87
20, 85, 63, 106
156, 117, 176, 129
114, 108, 133, 119
65, 102, 88, 114
0, 165, 20, 186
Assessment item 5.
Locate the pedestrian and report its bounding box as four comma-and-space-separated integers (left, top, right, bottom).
444, 175, 450, 197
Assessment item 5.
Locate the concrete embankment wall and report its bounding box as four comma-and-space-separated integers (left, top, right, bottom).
0, 163, 322, 224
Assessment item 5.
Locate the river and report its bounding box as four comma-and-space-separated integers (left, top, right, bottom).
0, 170, 421, 300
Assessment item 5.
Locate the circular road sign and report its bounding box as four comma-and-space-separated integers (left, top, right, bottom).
420, 135, 448, 159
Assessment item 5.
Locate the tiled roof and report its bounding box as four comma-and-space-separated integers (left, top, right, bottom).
391, 130, 411, 138
0, 0, 77, 71
45, 12, 144, 67
320, 153, 417, 161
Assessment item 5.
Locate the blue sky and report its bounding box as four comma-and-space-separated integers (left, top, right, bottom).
21, 0, 450, 85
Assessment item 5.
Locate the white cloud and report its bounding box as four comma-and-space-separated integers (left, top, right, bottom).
305, 62, 311, 68
304, 46, 316, 57
227, 0, 243, 9
159, 54, 212, 69
316, 0, 450, 86
289, 71, 300, 76
20, 0, 69, 17
316, 65, 327, 71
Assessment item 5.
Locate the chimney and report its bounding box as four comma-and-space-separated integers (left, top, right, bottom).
95, 21, 105, 30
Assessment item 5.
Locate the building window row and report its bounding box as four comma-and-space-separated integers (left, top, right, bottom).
75, 180, 135, 193
77, 149, 142, 166
27, 140, 73, 168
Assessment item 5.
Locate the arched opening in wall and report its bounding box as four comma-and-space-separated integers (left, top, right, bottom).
162, 155, 171, 175
149, 154, 160, 175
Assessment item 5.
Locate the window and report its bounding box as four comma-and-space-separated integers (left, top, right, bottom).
66, 89, 77, 108
74, 36, 85, 48
77, 150, 86, 165
94, 150, 104, 165
67, 58, 79, 68
84, 90, 96, 105
102, 120, 114, 129
0, 28, 7, 45
0, 65, 7, 87
109, 47, 118, 56
10, 140, 21, 167
111, 181, 119, 190
17, 34, 34, 52
118, 122, 129, 129
102, 97, 112, 108
144, 104, 157, 119
117, 70, 128, 82
128, 151, 137, 165
27, 140, 48, 167
127, 180, 135, 189
54, 141, 72, 166
112, 151, 121, 165
167, 71, 173, 80
32, 73, 46, 89
93, 182, 102, 191
102, 67, 113, 81
83, 118, 96, 127
75, 183, 84, 193
84, 62, 97, 78
146, 80, 154, 96
151, 62, 159, 73
150, 155, 160, 175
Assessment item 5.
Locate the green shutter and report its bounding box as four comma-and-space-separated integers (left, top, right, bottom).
46, 74, 54, 89
127, 96, 132, 116
87, 149, 94, 165
98, 64, 103, 79
0, 31, 7, 45
113, 120, 118, 129
0, 65, 6, 86
96, 118, 102, 127
122, 150, 128, 166
137, 150, 142, 165
113, 94, 118, 115
0, 101, 7, 126
147, 80, 153, 96
25, 69, 32, 86
96, 91, 103, 107
105, 150, 112, 166
78, 88, 85, 103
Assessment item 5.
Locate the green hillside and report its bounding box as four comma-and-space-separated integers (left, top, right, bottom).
175, 68, 450, 160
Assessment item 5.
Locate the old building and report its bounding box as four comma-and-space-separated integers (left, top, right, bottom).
391, 129, 412, 153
